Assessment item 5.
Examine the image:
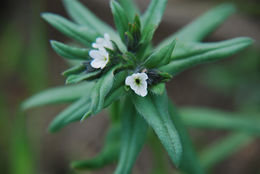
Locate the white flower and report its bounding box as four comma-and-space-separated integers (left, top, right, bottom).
92, 33, 113, 50
125, 73, 148, 97
89, 49, 109, 69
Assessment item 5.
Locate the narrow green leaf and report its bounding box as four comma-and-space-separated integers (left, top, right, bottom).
72, 124, 120, 170
65, 71, 101, 84
160, 37, 253, 75
168, 101, 205, 174
62, 0, 115, 35
41, 13, 98, 46
133, 90, 182, 167
150, 83, 165, 95
110, 0, 129, 42
62, 64, 86, 77
158, 3, 236, 48
116, 0, 140, 20
180, 107, 260, 133
142, 0, 167, 30
199, 133, 253, 170
21, 82, 94, 110
144, 40, 176, 68
50, 40, 89, 60
115, 98, 148, 174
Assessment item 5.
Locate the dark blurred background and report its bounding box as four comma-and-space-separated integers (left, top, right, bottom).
0, 0, 259, 174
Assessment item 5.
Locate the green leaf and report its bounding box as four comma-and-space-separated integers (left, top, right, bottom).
158, 3, 236, 48
133, 90, 182, 167
21, 82, 94, 110
50, 40, 89, 61
160, 37, 253, 75
142, 0, 167, 30
199, 133, 253, 170
110, 0, 129, 43
65, 71, 101, 84
144, 40, 176, 68
168, 101, 205, 174
62, 64, 86, 77
115, 98, 148, 174
180, 107, 260, 133
116, 0, 140, 20
150, 83, 165, 95
62, 0, 115, 36
72, 124, 120, 170
41, 13, 98, 46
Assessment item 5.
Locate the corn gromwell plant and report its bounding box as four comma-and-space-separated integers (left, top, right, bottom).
23, 0, 255, 173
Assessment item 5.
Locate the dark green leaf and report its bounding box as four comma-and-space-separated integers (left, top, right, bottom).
21, 82, 94, 110
115, 98, 148, 174
144, 40, 176, 68
158, 3, 236, 48
110, 0, 129, 43
62, 64, 86, 77
41, 13, 98, 46
160, 37, 253, 75
65, 71, 101, 84
72, 124, 120, 170
50, 40, 89, 60
180, 107, 260, 133
133, 90, 182, 167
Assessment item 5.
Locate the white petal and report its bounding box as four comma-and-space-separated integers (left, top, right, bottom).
91, 59, 106, 69
89, 50, 103, 60
125, 76, 134, 86
104, 33, 110, 41
139, 73, 148, 81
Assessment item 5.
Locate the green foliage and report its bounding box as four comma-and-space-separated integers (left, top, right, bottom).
23, 0, 257, 174
115, 98, 148, 174
133, 90, 182, 166
51, 40, 90, 61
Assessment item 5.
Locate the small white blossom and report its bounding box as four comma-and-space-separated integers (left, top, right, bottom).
92, 33, 113, 50
125, 73, 148, 97
89, 49, 109, 69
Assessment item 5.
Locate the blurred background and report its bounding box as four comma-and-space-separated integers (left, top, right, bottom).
0, 0, 259, 174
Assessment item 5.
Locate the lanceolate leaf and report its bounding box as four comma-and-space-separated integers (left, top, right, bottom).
171, 37, 252, 60
50, 40, 89, 60
110, 0, 129, 43
116, 0, 140, 20
72, 124, 121, 170
66, 70, 101, 84
133, 90, 182, 167
21, 82, 94, 110
180, 107, 260, 133
168, 101, 205, 174
41, 13, 98, 46
199, 133, 253, 170
144, 40, 176, 68
62, 0, 116, 36
160, 37, 253, 75
115, 98, 148, 174
158, 3, 235, 48
142, 0, 167, 30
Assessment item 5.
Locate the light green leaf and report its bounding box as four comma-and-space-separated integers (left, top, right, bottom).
158, 3, 236, 48
115, 98, 148, 174
110, 0, 129, 43
116, 0, 140, 20
144, 40, 176, 68
41, 13, 98, 46
199, 133, 253, 170
150, 83, 165, 95
21, 82, 94, 110
180, 107, 260, 133
160, 37, 253, 75
50, 40, 89, 60
72, 124, 120, 170
62, 0, 115, 36
168, 101, 205, 174
142, 0, 167, 30
133, 90, 182, 167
